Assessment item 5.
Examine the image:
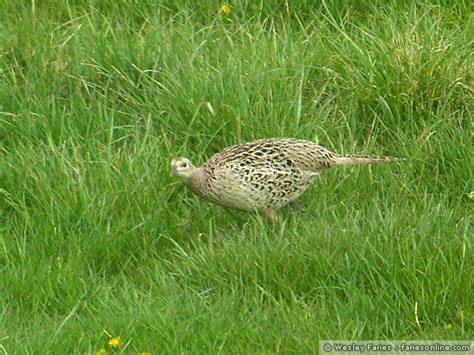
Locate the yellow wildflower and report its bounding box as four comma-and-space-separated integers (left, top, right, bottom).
457, 310, 464, 318
96, 349, 107, 355
139, 352, 150, 355
220, 4, 231, 14
108, 337, 121, 348
446, 323, 453, 329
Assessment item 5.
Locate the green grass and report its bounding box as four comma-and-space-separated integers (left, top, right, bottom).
0, 0, 472, 353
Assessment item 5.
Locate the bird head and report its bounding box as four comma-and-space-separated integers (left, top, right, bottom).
170, 157, 196, 181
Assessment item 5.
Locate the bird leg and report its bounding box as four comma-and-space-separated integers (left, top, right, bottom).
288, 200, 305, 213
258, 208, 277, 223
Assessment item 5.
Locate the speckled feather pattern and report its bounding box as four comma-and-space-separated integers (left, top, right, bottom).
185, 138, 399, 213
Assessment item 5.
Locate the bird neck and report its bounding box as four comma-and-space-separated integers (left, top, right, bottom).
184, 167, 206, 195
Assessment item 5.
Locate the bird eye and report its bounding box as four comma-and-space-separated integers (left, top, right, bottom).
181, 162, 188, 168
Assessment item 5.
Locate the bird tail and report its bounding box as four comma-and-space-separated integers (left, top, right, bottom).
332, 154, 405, 166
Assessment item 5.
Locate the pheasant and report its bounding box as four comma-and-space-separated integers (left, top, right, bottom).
170, 138, 402, 222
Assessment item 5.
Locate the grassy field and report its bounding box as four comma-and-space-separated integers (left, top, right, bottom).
0, 0, 472, 353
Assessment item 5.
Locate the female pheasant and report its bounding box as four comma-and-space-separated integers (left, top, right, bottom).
170, 138, 402, 222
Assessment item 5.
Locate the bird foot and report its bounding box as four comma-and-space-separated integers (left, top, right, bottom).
258, 208, 277, 223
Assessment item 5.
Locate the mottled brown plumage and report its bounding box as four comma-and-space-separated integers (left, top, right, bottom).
170, 138, 402, 221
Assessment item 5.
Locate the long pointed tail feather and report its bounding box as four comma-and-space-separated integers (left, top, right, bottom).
332, 154, 405, 166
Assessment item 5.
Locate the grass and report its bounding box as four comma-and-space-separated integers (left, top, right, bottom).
0, 0, 472, 353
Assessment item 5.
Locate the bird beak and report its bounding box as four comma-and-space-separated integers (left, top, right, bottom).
170, 159, 177, 176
